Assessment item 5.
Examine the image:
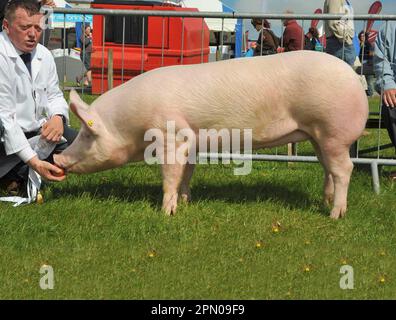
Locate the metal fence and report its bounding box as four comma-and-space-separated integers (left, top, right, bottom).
47, 7, 396, 193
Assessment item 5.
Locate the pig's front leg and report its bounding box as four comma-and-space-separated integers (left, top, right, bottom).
160, 138, 192, 215
179, 163, 195, 203
323, 173, 335, 207
161, 163, 185, 215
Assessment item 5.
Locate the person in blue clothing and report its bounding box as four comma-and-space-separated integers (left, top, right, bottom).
358, 31, 375, 97
324, 0, 356, 66
374, 21, 396, 179
304, 27, 323, 51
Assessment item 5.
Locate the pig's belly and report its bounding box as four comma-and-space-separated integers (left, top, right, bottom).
193, 129, 310, 152
251, 130, 310, 149
188, 115, 310, 150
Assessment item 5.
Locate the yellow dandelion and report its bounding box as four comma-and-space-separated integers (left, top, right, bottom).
379, 251, 386, 257
148, 251, 156, 258
255, 241, 263, 249
379, 276, 386, 284
272, 221, 281, 233
303, 265, 311, 272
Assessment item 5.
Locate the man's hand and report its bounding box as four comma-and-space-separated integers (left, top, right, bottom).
41, 115, 64, 143
383, 89, 396, 108
27, 156, 66, 182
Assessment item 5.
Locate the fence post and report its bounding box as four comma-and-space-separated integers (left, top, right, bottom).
108, 48, 114, 90
371, 161, 381, 195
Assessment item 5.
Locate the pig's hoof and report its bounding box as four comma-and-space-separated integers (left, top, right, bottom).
163, 204, 177, 216
162, 193, 178, 216
162, 203, 177, 216
180, 191, 191, 204
330, 207, 347, 219
324, 194, 334, 207
163, 207, 176, 216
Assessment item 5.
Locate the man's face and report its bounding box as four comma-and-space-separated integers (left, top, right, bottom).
3, 8, 43, 53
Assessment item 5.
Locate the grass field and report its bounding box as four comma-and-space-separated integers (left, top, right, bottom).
0, 94, 395, 300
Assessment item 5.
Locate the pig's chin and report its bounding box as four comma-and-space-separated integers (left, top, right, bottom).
66, 163, 98, 174
53, 155, 84, 174
68, 160, 119, 174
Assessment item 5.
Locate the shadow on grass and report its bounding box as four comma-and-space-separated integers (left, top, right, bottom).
50, 179, 324, 214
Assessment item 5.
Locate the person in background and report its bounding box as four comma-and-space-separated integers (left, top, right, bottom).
358, 31, 375, 97
77, 24, 93, 87
278, 10, 304, 53
304, 27, 323, 52
374, 21, 396, 179
323, 0, 356, 66
250, 18, 279, 56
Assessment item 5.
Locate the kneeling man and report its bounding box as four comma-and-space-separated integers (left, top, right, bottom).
0, 0, 76, 195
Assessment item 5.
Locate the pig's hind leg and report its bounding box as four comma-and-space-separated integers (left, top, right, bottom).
311, 140, 335, 207
179, 163, 195, 203
314, 141, 353, 219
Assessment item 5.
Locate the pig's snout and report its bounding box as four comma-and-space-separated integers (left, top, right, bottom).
53, 153, 62, 168
53, 153, 73, 173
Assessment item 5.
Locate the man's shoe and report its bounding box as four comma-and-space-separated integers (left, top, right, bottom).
0, 179, 26, 197
6, 180, 20, 196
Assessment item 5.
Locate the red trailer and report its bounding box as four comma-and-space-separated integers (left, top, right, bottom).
90, 0, 210, 94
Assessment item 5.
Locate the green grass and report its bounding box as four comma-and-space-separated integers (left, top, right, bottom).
0, 95, 395, 299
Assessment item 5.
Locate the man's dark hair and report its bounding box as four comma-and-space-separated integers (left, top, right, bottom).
4, 0, 41, 23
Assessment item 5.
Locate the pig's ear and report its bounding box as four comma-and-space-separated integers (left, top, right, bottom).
69, 90, 98, 135
69, 89, 89, 113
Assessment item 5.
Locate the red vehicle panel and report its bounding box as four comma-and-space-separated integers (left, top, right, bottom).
90, 1, 210, 94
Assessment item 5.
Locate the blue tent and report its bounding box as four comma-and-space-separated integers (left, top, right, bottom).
52, 1, 93, 48
220, 1, 244, 58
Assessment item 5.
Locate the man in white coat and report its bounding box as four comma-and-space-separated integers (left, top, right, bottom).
0, 0, 76, 195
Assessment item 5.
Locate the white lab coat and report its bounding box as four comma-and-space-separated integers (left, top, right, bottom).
0, 31, 69, 168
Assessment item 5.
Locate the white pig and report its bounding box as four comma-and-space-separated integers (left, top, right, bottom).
54, 51, 368, 219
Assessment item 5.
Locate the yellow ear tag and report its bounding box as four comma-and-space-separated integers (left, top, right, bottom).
87, 120, 94, 128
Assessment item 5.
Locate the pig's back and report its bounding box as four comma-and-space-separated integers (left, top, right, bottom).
102, 51, 367, 133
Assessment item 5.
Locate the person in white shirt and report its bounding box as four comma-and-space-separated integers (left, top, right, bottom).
0, 0, 77, 195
